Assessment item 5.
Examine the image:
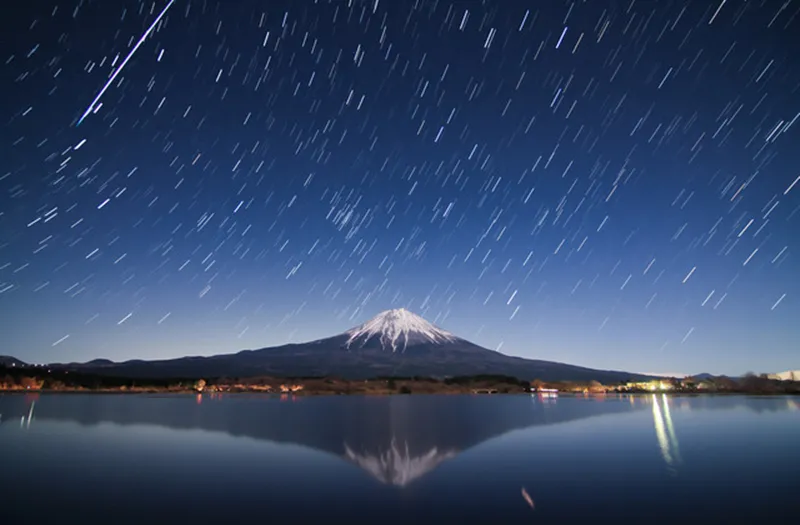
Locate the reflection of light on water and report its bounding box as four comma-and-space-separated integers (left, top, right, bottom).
652, 394, 681, 473
531, 392, 557, 407
537, 393, 557, 405
788, 399, 799, 411
661, 394, 682, 463
652, 396, 673, 466
21, 401, 36, 429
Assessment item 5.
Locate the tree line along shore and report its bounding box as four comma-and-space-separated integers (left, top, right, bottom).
1, 365, 799, 396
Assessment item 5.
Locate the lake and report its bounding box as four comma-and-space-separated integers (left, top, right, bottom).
1, 393, 798, 523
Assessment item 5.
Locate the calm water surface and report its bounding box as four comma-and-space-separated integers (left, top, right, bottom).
1, 393, 798, 524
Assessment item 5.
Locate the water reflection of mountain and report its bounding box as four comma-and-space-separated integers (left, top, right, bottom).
0, 394, 647, 486
3, 394, 794, 486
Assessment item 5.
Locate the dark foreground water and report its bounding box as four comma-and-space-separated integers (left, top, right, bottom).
1, 393, 798, 524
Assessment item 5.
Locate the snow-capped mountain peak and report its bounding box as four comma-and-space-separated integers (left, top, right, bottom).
344, 308, 456, 352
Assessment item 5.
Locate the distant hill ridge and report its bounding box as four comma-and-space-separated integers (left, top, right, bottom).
0, 356, 27, 367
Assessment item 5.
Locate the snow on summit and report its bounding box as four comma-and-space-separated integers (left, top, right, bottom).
345, 308, 456, 352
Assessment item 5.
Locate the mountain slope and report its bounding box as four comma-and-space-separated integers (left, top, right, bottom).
49, 309, 654, 382
0, 355, 28, 367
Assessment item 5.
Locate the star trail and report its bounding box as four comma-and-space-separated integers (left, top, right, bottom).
1, 0, 798, 375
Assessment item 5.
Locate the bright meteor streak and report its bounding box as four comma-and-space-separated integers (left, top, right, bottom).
76, 0, 176, 126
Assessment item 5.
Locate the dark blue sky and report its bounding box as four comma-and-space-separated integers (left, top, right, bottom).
1, 0, 798, 376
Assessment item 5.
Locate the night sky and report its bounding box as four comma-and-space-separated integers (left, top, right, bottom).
2, 0, 798, 376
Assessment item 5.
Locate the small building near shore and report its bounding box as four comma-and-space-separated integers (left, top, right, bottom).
623, 380, 675, 391
773, 370, 800, 381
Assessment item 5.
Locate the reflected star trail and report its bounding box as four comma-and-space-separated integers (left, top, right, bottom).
1, 0, 798, 375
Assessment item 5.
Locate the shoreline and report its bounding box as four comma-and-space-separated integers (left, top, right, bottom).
2, 389, 798, 397
3, 367, 798, 396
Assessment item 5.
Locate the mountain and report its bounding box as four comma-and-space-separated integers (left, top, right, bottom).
85, 358, 115, 366
48, 308, 655, 382
0, 356, 27, 367
0, 394, 650, 486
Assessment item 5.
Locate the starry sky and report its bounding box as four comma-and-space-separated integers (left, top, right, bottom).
1, 0, 798, 376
